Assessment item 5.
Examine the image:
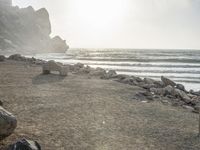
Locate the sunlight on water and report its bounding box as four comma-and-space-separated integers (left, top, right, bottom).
34, 49, 200, 91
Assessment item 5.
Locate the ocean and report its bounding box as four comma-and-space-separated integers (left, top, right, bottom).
34, 48, 200, 91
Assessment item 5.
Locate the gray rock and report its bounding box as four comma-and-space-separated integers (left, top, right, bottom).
42, 60, 68, 76
182, 105, 195, 112
161, 76, 176, 87
176, 84, 186, 92
154, 81, 165, 88
143, 78, 156, 84
101, 70, 117, 79
150, 88, 165, 96
0, 55, 6, 61
8, 54, 26, 61
172, 89, 191, 103
141, 84, 157, 89
90, 67, 106, 77
0, 106, 17, 139
115, 74, 130, 80
50, 36, 69, 53
163, 85, 174, 96
8, 139, 41, 150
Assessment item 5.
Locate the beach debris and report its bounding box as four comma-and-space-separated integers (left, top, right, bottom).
42, 60, 68, 76
161, 76, 176, 87
0, 55, 6, 62
0, 106, 17, 139
8, 139, 41, 150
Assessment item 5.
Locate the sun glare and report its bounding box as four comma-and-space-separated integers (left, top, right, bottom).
68, 0, 129, 32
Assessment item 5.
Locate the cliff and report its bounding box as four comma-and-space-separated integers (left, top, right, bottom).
0, 5, 69, 53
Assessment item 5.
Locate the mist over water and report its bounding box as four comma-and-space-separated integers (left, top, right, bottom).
34, 49, 200, 91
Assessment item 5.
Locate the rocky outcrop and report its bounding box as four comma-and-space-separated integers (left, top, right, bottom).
0, 106, 17, 139
8, 139, 41, 150
0, 5, 69, 54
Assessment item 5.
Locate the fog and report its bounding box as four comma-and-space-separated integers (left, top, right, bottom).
13, 0, 200, 49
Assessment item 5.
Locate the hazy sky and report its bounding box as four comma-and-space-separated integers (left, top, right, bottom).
13, 0, 200, 49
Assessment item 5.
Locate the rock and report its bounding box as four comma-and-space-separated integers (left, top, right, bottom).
0, 5, 68, 53
172, 89, 191, 103
103, 70, 117, 79
115, 74, 130, 80
120, 77, 137, 85
176, 84, 186, 92
78, 65, 92, 74
182, 105, 195, 112
141, 84, 157, 89
138, 91, 154, 101
8, 54, 26, 61
42, 60, 68, 76
8, 139, 41, 150
189, 90, 200, 96
0, 55, 6, 61
90, 67, 106, 77
154, 81, 165, 88
0, 106, 17, 139
163, 85, 174, 96
143, 78, 156, 84
50, 36, 69, 53
74, 63, 84, 69
133, 76, 143, 82
161, 76, 176, 87
194, 104, 200, 113
150, 88, 164, 95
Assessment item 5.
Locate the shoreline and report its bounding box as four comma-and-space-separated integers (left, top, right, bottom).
1, 54, 200, 112
0, 54, 200, 149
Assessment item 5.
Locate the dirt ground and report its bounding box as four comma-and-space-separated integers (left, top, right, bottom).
0, 60, 200, 150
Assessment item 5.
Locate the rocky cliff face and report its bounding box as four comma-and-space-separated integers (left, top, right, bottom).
0, 5, 69, 54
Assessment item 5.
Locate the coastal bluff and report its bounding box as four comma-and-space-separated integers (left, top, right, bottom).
0, 4, 69, 54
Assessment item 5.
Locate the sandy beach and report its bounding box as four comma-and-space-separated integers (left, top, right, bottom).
0, 59, 199, 149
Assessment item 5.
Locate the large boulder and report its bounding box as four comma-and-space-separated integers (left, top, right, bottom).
42, 60, 68, 76
0, 106, 17, 139
161, 76, 176, 87
8, 139, 41, 150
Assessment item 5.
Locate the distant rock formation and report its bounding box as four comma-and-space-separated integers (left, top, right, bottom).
0, 5, 69, 53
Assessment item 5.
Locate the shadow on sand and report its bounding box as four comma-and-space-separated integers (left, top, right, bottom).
32, 74, 66, 84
